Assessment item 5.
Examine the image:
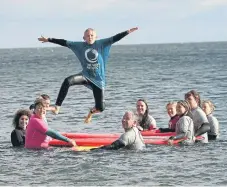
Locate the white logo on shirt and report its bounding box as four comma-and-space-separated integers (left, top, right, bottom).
85, 48, 98, 63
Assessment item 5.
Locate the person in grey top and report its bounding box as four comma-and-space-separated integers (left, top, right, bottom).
136, 99, 157, 131
168, 100, 195, 146
91, 111, 145, 151
202, 100, 220, 140
185, 90, 210, 143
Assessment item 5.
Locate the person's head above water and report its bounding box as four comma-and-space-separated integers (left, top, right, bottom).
12, 109, 31, 130
121, 111, 137, 131
83, 28, 97, 45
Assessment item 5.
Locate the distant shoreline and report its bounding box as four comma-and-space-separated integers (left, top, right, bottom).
1, 40, 227, 50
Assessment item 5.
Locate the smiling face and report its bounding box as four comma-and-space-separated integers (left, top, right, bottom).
83, 29, 97, 44
18, 115, 29, 130
121, 112, 136, 130
176, 103, 187, 116
166, 103, 177, 117
136, 100, 147, 115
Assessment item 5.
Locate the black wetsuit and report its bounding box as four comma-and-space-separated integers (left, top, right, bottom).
11, 128, 25, 147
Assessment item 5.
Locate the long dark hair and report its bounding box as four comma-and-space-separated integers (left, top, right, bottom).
137, 99, 149, 128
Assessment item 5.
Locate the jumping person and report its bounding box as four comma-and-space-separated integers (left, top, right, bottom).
38, 27, 138, 123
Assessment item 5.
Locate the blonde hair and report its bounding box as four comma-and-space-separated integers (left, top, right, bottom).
202, 100, 215, 112
166, 101, 177, 109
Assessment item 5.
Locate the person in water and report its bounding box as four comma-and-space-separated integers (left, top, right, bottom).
159, 101, 179, 133
168, 100, 195, 146
91, 111, 145, 151
25, 98, 76, 149
185, 90, 210, 143
136, 99, 156, 131
202, 100, 219, 140
11, 109, 32, 147
38, 27, 138, 123
29, 94, 55, 113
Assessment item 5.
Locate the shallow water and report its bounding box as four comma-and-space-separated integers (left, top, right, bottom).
1, 42, 227, 185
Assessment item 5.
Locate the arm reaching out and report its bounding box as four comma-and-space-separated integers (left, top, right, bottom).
38, 35, 67, 47
112, 27, 139, 43
127, 27, 138, 34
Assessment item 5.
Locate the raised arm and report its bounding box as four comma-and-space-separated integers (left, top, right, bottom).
38, 35, 67, 47
112, 27, 138, 43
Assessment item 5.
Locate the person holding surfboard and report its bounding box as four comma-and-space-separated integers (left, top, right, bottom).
168, 100, 195, 146
38, 27, 138, 123
90, 111, 145, 151
25, 98, 76, 149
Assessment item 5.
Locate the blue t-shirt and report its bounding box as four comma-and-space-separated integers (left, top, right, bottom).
66, 37, 114, 89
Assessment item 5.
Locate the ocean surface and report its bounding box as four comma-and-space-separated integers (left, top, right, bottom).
0, 42, 227, 186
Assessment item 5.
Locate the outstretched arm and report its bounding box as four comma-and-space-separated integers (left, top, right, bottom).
112, 27, 138, 43
38, 35, 67, 47
91, 139, 125, 151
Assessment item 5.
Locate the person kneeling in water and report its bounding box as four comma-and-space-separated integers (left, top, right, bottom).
91, 111, 145, 151
25, 98, 76, 149
168, 100, 195, 146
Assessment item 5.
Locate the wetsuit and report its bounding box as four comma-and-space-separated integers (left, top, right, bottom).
25, 114, 70, 149
48, 31, 128, 111
207, 113, 219, 140
159, 115, 180, 132
92, 127, 145, 150
137, 114, 156, 130
11, 128, 25, 147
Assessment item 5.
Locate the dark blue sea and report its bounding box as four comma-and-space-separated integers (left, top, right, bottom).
1, 42, 227, 186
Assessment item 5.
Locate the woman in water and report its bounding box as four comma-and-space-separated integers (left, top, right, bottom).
202, 100, 219, 140
25, 98, 76, 149
168, 100, 195, 146
11, 109, 31, 147
159, 101, 179, 132
136, 99, 157, 131
38, 27, 138, 123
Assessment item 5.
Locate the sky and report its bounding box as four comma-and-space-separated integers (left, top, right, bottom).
1, 0, 227, 48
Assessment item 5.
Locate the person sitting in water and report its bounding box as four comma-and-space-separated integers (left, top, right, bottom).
25, 98, 76, 149
168, 100, 195, 146
91, 111, 145, 150
202, 100, 219, 140
11, 109, 32, 147
38, 27, 138, 123
159, 101, 180, 133
185, 90, 210, 143
136, 99, 156, 131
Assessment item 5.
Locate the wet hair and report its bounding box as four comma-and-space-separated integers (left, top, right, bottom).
137, 99, 149, 127
202, 100, 215, 113
166, 101, 177, 109
34, 98, 46, 109
12, 109, 32, 128
177, 100, 191, 116
185, 90, 201, 107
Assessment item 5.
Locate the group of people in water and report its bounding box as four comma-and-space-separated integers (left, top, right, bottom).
10, 27, 220, 150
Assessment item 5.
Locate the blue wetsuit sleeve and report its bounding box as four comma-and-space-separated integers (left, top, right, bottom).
48, 38, 67, 47
112, 31, 128, 43
173, 133, 186, 140
46, 129, 70, 142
